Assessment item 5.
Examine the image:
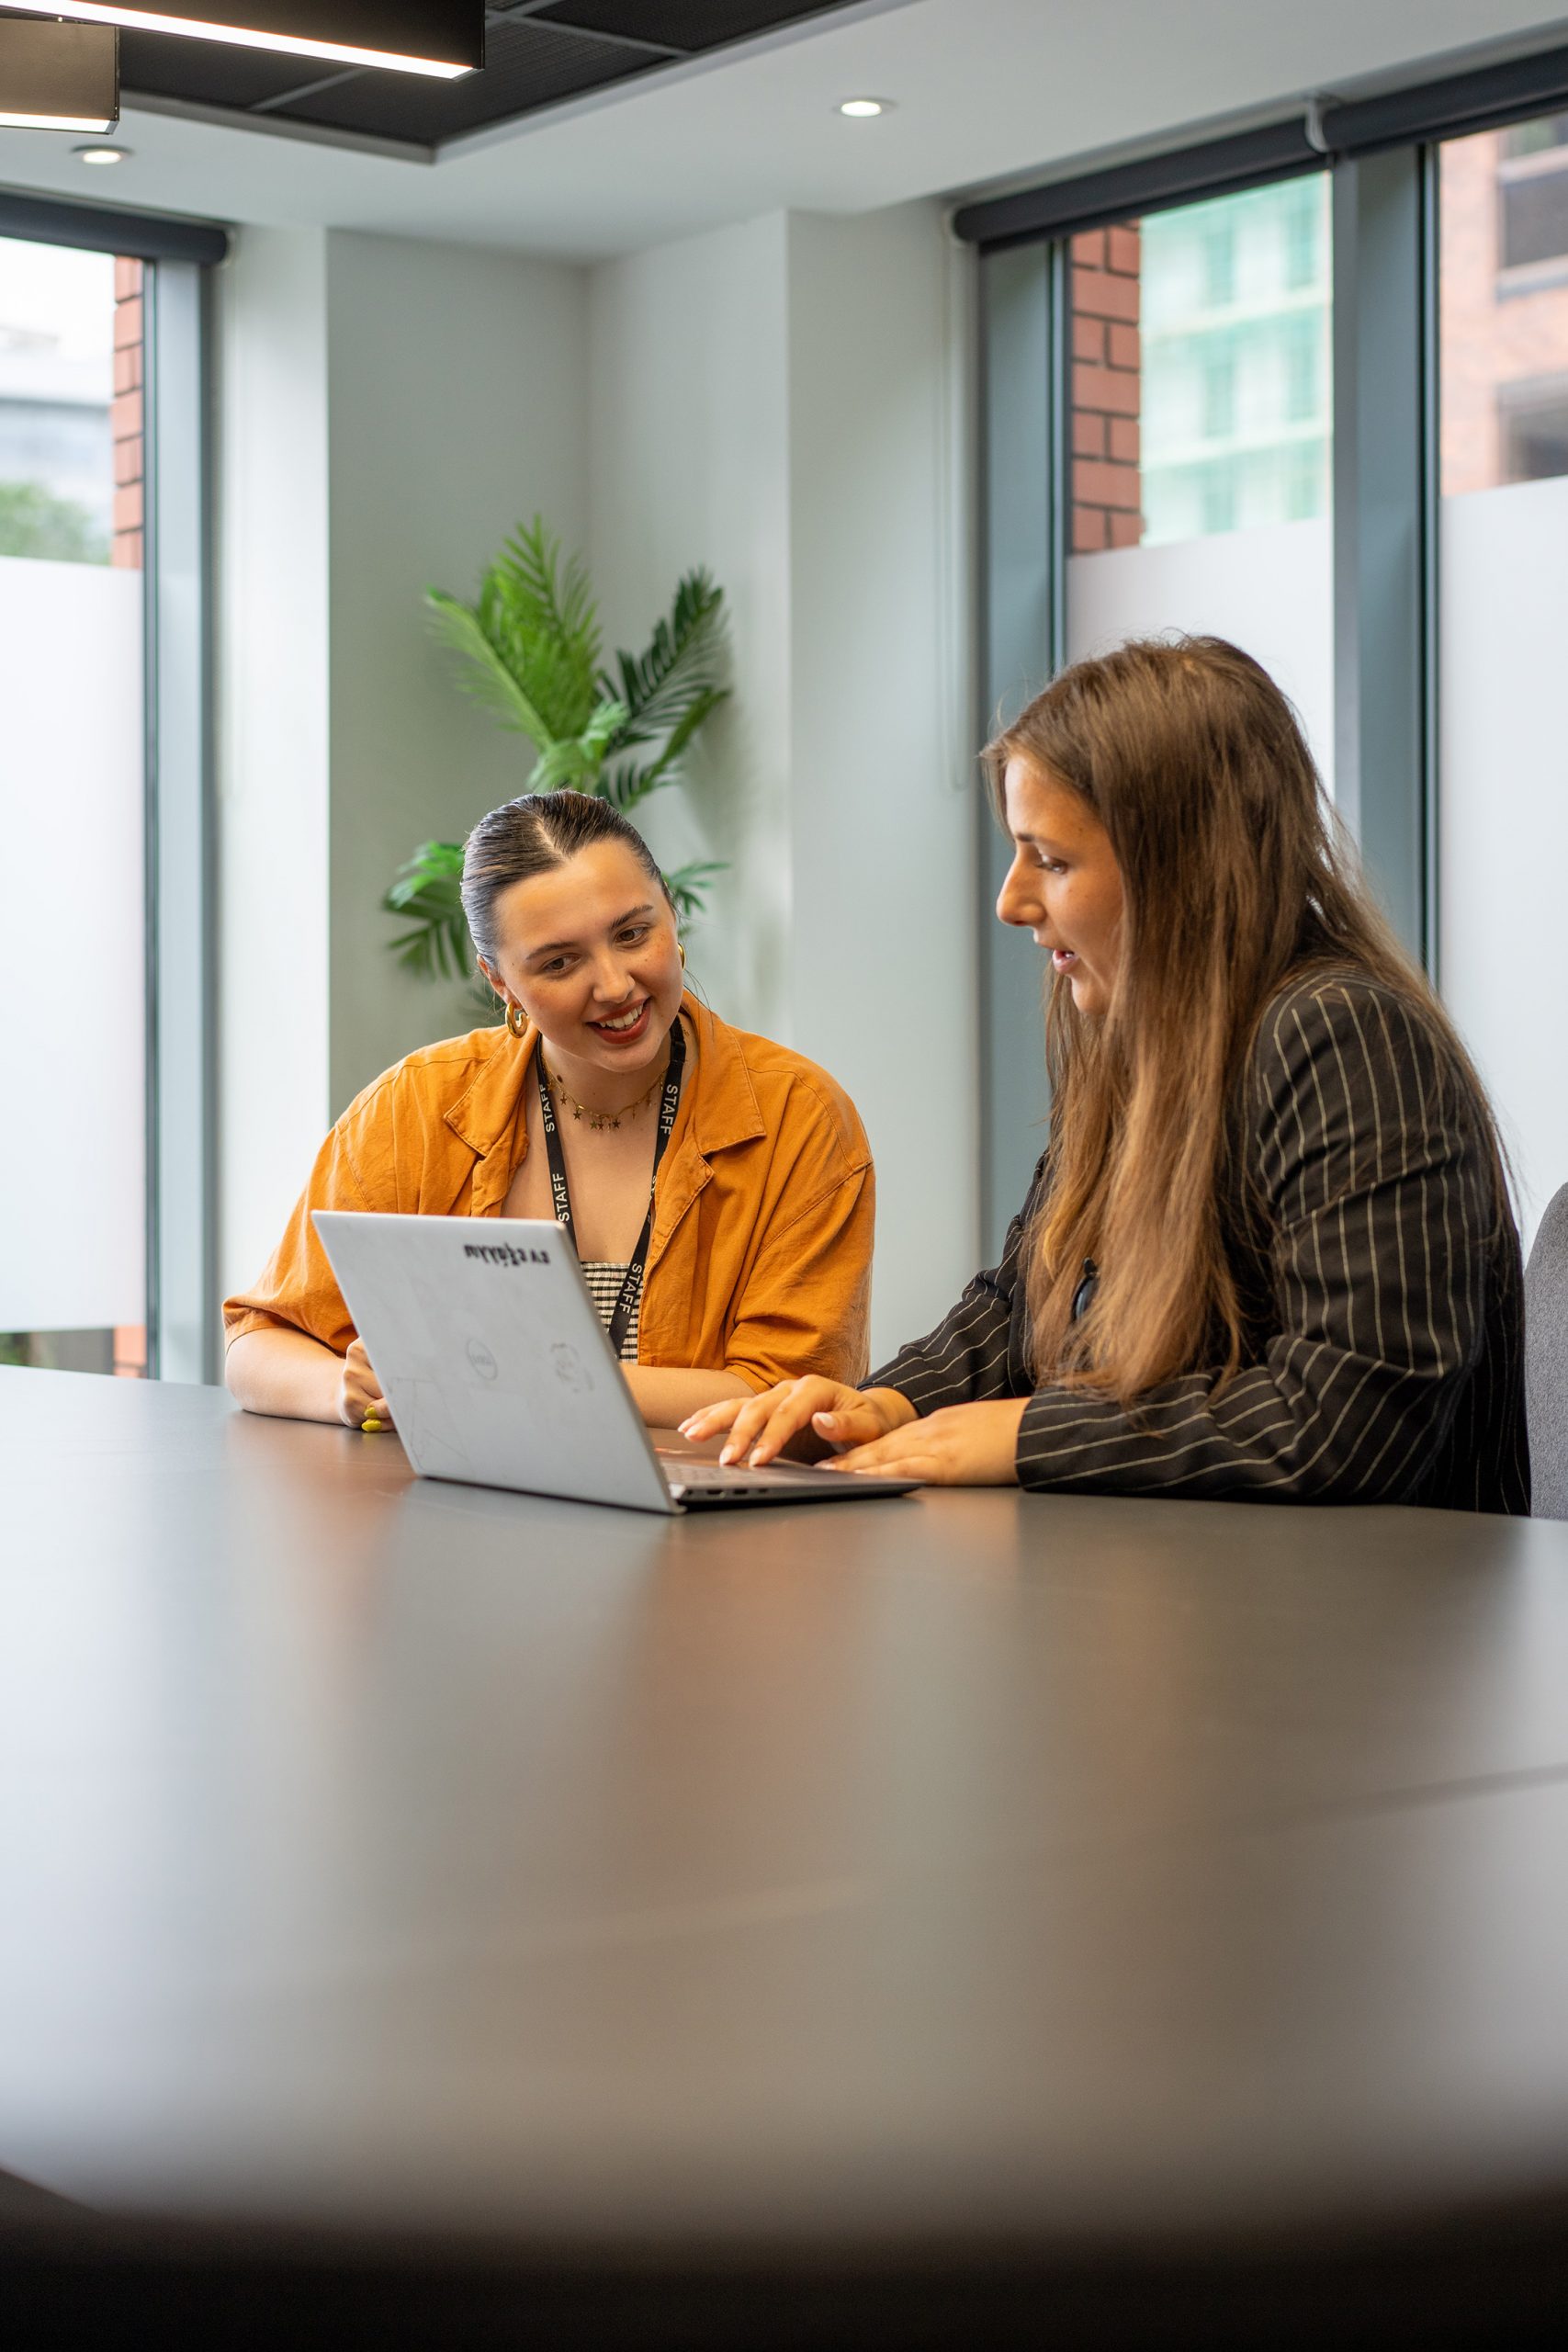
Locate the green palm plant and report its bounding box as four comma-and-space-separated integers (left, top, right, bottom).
384, 519, 729, 997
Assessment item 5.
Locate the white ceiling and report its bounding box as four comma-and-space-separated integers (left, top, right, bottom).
0, 0, 1565, 261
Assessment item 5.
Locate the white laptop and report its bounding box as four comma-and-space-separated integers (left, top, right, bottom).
311, 1211, 918, 1516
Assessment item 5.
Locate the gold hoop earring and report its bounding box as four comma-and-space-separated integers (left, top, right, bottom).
678, 945, 687, 969
506, 1002, 528, 1038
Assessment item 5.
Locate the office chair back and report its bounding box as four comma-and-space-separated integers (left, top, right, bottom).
1526, 1182, 1568, 1519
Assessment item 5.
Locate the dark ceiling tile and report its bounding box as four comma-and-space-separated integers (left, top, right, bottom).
276, 21, 652, 141
118, 28, 323, 109
534, 1, 850, 52
107, 1, 860, 147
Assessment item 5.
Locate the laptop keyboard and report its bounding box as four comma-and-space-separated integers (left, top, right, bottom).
655, 1453, 914, 1507
664, 1459, 808, 1490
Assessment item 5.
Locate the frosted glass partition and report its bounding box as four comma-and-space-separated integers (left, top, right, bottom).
1438, 475, 1568, 1246
1066, 516, 1335, 792
0, 555, 144, 1328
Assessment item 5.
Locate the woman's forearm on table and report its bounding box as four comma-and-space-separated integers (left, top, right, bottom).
225, 1327, 344, 1423
624, 1365, 754, 1430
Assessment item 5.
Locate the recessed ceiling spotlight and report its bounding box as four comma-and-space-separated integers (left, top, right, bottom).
74, 142, 130, 164
838, 97, 891, 119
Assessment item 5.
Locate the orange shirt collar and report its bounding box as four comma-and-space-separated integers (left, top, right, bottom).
438, 991, 764, 1188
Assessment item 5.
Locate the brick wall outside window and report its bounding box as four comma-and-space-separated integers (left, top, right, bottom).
113, 256, 147, 1376
112, 257, 144, 574
1069, 223, 1143, 551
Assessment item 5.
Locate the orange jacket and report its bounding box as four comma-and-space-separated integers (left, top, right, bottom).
223, 996, 874, 1392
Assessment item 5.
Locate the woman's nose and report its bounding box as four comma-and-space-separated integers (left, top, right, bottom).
996, 859, 1040, 930
589, 956, 633, 1001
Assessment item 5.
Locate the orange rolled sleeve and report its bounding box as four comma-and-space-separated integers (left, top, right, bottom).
224, 1124, 378, 1359
718, 1165, 874, 1395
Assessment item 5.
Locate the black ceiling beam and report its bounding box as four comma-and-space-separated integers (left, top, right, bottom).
953, 120, 1319, 251
1318, 39, 1568, 157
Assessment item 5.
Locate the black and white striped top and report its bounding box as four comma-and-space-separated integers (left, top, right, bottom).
581, 1262, 641, 1362
874, 973, 1529, 1512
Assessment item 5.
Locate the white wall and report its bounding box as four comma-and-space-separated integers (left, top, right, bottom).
1439, 476, 1568, 1248
589, 203, 976, 1363
216, 228, 587, 1300
588, 215, 793, 1041
784, 206, 977, 1359
216, 225, 332, 1307
323, 231, 589, 1114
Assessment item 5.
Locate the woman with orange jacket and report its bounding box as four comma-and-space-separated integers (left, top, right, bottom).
224, 791, 874, 1432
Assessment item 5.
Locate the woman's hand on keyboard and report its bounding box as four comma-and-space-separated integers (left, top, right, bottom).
680, 1379, 917, 1468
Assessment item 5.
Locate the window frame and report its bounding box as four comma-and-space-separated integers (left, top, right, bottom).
960, 38, 1568, 1257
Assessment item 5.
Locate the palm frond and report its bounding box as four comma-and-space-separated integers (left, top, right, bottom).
425, 589, 560, 746
382, 841, 474, 983
597, 758, 663, 813
497, 519, 602, 677
528, 696, 630, 792
486, 518, 601, 740
607, 569, 730, 751
399, 532, 733, 998
663, 859, 728, 928
426, 518, 604, 755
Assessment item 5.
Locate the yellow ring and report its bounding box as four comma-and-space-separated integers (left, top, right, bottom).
360, 1416, 385, 1432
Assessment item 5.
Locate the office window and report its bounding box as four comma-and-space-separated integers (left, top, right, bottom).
1438, 114, 1568, 1238
0, 238, 146, 1378
1066, 175, 1334, 788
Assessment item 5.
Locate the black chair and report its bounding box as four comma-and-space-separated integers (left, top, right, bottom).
1525, 1182, 1568, 1519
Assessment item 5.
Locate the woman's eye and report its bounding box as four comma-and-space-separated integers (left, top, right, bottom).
542, 957, 570, 976
619, 925, 650, 944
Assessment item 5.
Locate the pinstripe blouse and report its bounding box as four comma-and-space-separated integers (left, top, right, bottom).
874, 973, 1530, 1512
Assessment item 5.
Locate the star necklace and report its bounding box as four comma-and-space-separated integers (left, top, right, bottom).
547, 1057, 667, 1133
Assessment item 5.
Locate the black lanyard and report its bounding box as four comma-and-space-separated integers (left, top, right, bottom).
536, 1016, 686, 1361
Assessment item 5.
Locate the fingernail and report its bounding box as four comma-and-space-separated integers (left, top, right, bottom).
818, 1413, 838, 1429
718, 1445, 735, 1465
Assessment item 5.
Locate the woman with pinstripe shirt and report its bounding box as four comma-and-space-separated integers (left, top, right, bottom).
683, 637, 1529, 1511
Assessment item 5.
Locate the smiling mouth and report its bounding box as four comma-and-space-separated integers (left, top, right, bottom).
590, 1000, 650, 1038
1052, 949, 1078, 968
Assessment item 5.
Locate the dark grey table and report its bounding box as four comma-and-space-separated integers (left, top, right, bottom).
6, 1363, 1568, 2346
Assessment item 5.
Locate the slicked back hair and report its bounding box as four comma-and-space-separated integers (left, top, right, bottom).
461, 790, 671, 968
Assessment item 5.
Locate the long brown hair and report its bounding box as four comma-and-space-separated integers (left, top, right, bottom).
986, 636, 1506, 1403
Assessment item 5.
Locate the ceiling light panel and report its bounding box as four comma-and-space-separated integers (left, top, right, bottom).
33, 4, 483, 80
0, 19, 118, 134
